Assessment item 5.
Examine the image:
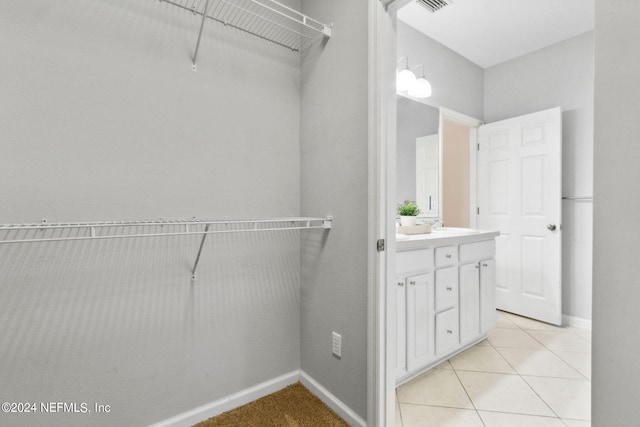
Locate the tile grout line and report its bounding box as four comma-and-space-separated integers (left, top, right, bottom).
519, 325, 592, 381
501, 312, 583, 422
395, 389, 404, 427
450, 357, 488, 426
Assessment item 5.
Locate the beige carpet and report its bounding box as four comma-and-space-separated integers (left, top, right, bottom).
193, 382, 349, 427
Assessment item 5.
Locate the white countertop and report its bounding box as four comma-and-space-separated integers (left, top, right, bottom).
395, 228, 500, 251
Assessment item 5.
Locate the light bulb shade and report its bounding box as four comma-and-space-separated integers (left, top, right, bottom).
396, 68, 416, 92
408, 76, 432, 98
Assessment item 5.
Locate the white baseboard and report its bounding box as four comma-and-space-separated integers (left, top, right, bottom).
150, 370, 366, 427
563, 314, 592, 330
299, 370, 367, 427
150, 370, 299, 427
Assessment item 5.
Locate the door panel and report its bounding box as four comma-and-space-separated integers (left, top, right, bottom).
459, 263, 480, 343
480, 259, 497, 331
477, 107, 562, 325
406, 273, 434, 371
396, 278, 407, 378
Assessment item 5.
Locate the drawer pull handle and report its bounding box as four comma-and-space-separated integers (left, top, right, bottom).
446, 286, 452, 291
409, 281, 416, 286
445, 254, 452, 259
397, 282, 404, 287
482, 263, 488, 267
475, 264, 480, 269
446, 329, 453, 334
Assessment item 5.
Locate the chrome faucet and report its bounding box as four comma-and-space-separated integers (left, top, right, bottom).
429, 219, 443, 229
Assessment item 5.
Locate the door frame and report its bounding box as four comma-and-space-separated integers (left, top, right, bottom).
368, 1, 397, 426
369, 3, 486, 423
439, 107, 482, 228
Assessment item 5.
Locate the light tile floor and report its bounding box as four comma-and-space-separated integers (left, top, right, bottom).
396, 310, 591, 427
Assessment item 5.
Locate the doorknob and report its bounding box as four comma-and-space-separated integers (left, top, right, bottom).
547, 224, 557, 231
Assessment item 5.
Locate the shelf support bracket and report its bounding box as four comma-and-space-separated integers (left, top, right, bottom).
191, 0, 211, 72
191, 223, 211, 280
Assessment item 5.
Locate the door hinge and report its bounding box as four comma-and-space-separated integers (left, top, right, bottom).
377, 239, 385, 252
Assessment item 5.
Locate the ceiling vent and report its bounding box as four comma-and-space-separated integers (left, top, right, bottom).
416, 0, 451, 13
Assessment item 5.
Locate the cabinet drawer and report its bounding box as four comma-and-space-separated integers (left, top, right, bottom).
435, 245, 458, 267
459, 240, 495, 263
396, 248, 434, 274
435, 267, 458, 312
435, 308, 459, 355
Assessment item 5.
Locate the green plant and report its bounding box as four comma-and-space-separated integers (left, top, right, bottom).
397, 200, 421, 216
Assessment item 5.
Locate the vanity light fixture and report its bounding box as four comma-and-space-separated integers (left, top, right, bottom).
397, 57, 432, 98
396, 56, 416, 92
408, 64, 432, 98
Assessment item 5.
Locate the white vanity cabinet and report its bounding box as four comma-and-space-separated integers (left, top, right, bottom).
395, 230, 499, 384
395, 249, 434, 379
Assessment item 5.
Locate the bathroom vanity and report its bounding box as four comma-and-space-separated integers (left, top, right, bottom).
395, 228, 500, 384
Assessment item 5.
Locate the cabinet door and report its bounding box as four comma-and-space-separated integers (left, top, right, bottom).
459, 263, 481, 343
435, 267, 458, 312
407, 272, 435, 372
435, 307, 459, 355
480, 259, 497, 332
396, 278, 407, 379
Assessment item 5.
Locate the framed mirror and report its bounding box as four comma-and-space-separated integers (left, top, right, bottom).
396, 95, 440, 218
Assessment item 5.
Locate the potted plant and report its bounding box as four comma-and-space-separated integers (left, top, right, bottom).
397, 200, 421, 226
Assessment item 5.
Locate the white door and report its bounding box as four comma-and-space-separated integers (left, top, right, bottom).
406, 272, 434, 371
477, 107, 562, 325
459, 263, 480, 343
480, 259, 496, 331
395, 278, 407, 379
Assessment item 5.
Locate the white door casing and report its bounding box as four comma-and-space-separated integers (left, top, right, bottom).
477, 107, 562, 325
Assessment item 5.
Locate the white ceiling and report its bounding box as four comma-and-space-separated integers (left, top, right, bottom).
397, 0, 594, 69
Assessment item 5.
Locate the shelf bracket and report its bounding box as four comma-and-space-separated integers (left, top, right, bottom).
191, 223, 211, 280
191, 0, 211, 72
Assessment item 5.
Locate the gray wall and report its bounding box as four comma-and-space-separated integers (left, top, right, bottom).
396, 96, 440, 205
300, 0, 369, 419
397, 21, 484, 120
0, 1, 302, 426
593, 0, 640, 423
485, 32, 594, 322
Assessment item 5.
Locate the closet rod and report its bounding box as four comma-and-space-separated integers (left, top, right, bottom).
0, 217, 333, 245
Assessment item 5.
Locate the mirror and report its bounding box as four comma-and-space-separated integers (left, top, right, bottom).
396, 95, 440, 218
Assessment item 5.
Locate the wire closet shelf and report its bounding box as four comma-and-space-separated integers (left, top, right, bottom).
159, 0, 332, 56
0, 217, 332, 280
0, 217, 332, 245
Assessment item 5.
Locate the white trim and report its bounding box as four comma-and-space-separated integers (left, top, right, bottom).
380, 0, 413, 11
439, 107, 483, 128
370, 1, 396, 426
563, 314, 592, 330
149, 371, 299, 427
300, 371, 368, 427
469, 127, 478, 229
438, 107, 482, 229
149, 370, 367, 427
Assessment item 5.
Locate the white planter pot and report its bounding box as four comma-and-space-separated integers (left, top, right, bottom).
400, 216, 417, 227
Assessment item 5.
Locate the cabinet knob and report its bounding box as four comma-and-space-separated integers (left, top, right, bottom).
446, 254, 452, 259
446, 329, 453, 334
397, 281, 404, 287
409, 280, 416, 286
547, 224, 557, 231
446, 286, 452, 291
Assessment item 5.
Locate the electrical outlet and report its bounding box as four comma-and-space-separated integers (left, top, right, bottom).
332, 332, 342, 358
